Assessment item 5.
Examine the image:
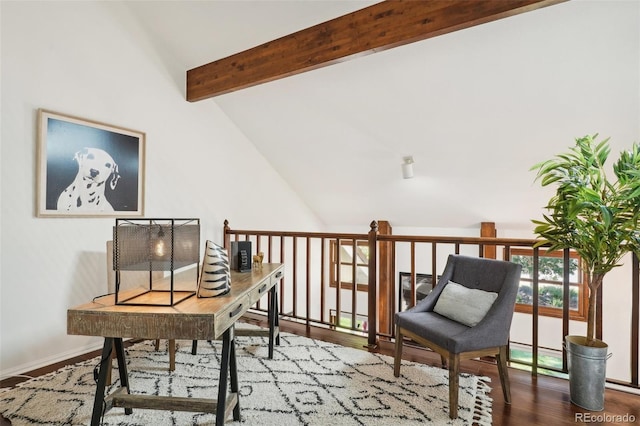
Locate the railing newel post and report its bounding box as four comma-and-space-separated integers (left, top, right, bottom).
223, 219, 230, 251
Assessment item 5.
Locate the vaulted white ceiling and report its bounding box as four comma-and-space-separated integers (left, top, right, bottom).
122, 0, 640, 232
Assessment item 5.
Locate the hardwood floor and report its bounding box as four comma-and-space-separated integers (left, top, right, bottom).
275, 318, 640, 426
2, 316, 639, 425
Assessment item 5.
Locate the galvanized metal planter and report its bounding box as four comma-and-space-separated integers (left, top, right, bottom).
565, 335, 612, 411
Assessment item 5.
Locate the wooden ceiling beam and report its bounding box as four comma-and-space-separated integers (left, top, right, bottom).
186, 0, 565, 101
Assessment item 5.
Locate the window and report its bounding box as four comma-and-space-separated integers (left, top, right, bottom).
510, 248, 587, 321
329, 240, 369, 291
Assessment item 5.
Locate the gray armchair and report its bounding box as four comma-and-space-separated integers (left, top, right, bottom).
393, 254, 522, 419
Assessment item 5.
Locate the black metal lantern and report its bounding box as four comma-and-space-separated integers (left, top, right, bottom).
113, 218, 200, 306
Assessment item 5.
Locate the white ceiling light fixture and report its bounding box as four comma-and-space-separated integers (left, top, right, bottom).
402, 156, 414, 179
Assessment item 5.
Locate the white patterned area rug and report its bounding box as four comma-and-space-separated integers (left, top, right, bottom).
1, 331, 492, 425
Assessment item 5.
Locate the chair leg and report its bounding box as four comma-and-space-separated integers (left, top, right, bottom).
497, 345, 511, 403
153, 339, 176, 371
448, 353, 460, 419
168, 339, 176, 371
393, 325, 403, 377
440, 355, 448, 369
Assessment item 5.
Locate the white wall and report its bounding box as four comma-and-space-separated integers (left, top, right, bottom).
0, 1, 322, 379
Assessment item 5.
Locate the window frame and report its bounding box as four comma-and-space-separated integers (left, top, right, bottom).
511, 248, 588, 322
329, 239, 369, 292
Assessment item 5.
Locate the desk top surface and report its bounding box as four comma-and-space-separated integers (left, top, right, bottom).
67, 263, 283, 340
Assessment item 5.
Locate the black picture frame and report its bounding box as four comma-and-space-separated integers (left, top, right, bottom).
37, 109, 145, 217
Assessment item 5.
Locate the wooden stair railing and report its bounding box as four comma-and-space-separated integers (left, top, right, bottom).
223, 219, 640, 391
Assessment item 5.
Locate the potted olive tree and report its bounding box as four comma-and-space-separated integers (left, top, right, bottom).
531, 134, 640, 411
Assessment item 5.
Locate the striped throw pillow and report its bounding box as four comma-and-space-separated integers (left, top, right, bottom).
197, 240, 231, 297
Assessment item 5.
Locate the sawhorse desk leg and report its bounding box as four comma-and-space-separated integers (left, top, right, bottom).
217, 326, 241, 424
268, 286, 280, 359
91, 337, 130, 426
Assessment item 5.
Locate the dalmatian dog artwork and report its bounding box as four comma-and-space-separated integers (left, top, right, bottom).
57, 147, 120, 212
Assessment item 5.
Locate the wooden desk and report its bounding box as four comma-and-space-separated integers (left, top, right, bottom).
67, 263, 284, 425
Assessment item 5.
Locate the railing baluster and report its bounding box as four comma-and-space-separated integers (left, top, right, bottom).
410, 241, 416, 307
351, 238, 357, 331
532, 247, 539, 377
336, 237, 341, 328
431, 243, 437, 288
280, 236, 285, 316
367, 221, 378, 348
562, 248, 570, 372
503, 245, 511, 262
321, 237, 326, 324
293, 236, 298, 319
306, 237, 311, 329
632, 253, 639, 387
503, 244, 511, 365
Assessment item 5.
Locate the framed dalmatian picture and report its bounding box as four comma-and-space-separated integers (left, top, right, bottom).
36, 109, 145, 217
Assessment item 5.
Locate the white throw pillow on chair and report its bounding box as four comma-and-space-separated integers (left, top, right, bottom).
433, 280, 498, 327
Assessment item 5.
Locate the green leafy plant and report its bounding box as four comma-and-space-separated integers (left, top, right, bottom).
531, 134, 640, 346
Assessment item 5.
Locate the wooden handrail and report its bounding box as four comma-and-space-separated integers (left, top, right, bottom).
377, 233, 543, 247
